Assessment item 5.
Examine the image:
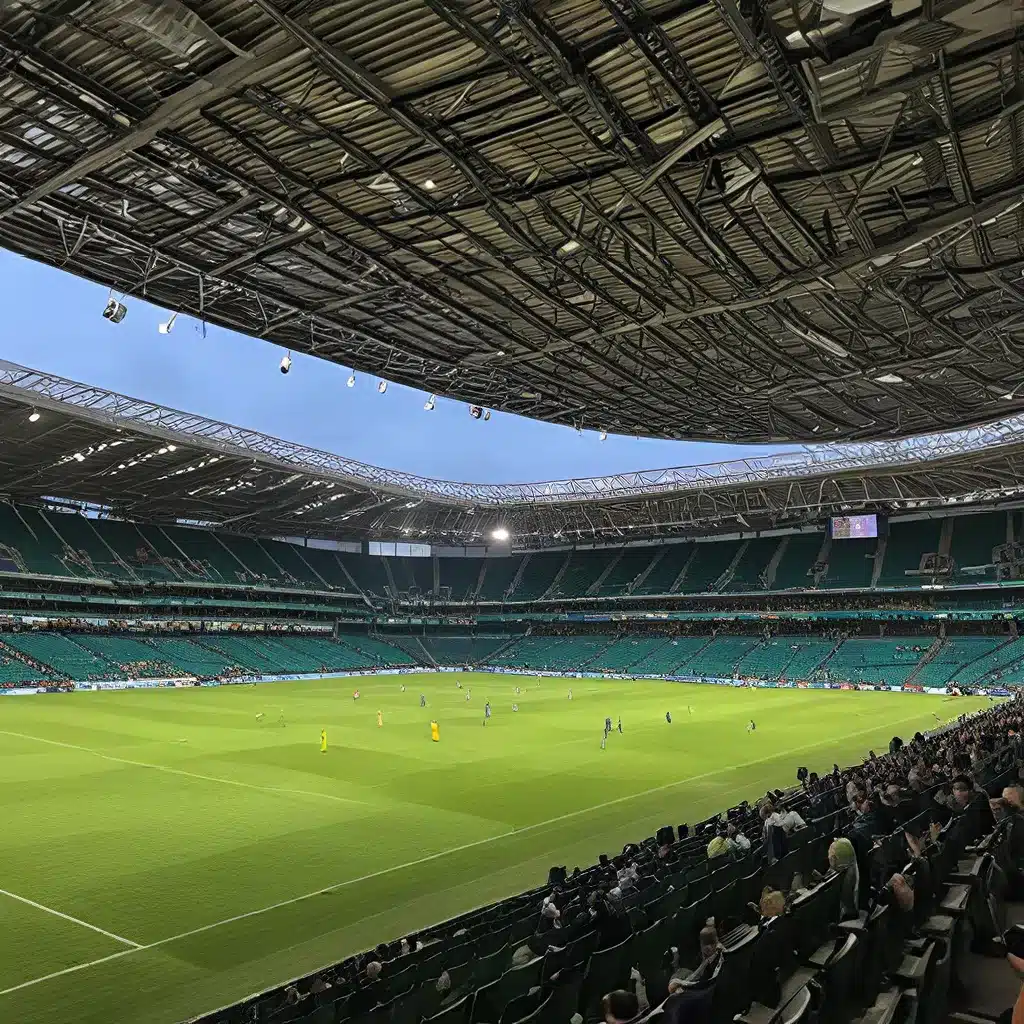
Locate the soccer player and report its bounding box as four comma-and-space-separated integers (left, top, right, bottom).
515, 686, 521, 695
483, 701, 491, 725
420, 693, 426, 707
401, 684, 406, 693
617, 717, 622, 734
512, 703, 519, 712
457, 681, 462, 689
688, 705, 694, 715
430, 720, 440, 742
568, 689, 573, 700
320, 729, 327, 753
465, 690, 471, 702
353, 689, 360, 700
747, 719, 756, 733
256, 712, 265, 722
605, 716, 612, 736
600, 733, 606, 750
377, 710, 383, 727
665, 711, 672, 724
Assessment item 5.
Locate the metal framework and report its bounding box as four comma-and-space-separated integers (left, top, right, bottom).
4, 359, 1024, 544
0, 1, 1023, 444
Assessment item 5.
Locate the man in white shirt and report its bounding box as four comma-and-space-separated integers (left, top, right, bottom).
760, 801, 805, 833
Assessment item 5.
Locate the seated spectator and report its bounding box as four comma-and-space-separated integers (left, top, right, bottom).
828, 838, 860, 919
602, 989, 642, 1024
759, 801, 805, 833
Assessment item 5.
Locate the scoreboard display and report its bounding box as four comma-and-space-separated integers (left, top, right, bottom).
830, 514, 878, 540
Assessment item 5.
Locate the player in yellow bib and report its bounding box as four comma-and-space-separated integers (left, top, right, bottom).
320, 729, 327, 753
377, 710, 383, 727
430, 720, 440, 742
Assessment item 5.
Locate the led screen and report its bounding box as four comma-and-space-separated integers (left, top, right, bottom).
830, 514, 878, 539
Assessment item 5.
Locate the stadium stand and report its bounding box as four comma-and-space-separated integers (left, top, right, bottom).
735, 637, 834, 681
771, 533, 824, 591
685, 635, 762, 677
632, 543, 693, 596
2, 631, 120, 680
822, 536, 877, 589
877, 519, 944, 587
8, 504, 1024, 605
819, 638, 926, 686
193, 670, 1024, 1024
727, 537, 781, 592
682, 540, 743, 593
477, 555, 525, 602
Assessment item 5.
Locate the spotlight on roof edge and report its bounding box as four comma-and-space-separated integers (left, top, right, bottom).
28, 411, 40, 422
599, 429, 607, 441
102, 296, 127, 323
491, 527, 510, 542
424, 394, 436, 411
469, 405, 491, 420
279, 353, 292, 375
377, 380, 387, 394
347, 373, 356, 388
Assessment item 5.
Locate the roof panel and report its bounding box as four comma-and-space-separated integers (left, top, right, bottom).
0, 0, 1021, 442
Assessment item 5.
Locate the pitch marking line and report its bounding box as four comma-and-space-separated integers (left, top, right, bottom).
0, 708, 928, 998
0, 730, 365, 808
0, 888, 142, 948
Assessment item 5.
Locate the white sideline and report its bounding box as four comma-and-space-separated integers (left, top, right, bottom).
0, 888, 143, 948
0, 709, 930, 1000
0, 729, 365, 807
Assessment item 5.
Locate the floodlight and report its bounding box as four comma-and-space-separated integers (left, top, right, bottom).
28, 411, 40, 423
347, 373, 356, 388
158, 312, 178, 334
377, 380, 387, 394
103, 297, 127, 323
599, 429, 607, 441
492, 527, 510, 542
424, 394, 436, 411
280, 353, 292, 374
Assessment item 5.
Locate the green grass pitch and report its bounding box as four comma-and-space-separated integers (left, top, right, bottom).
0, 674, 985, 1024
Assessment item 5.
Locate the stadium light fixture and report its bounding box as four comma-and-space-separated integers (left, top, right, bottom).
28, 410, 40, 422
423, 179, 437, 190
599, 429, 607, 441
103, 296, 127, 323
377, 379, 387, 394
1003, 383, 1024, 400
158, 312, 178, 334
347, 373, 356, 388
280, 353, 292, 374
491, 527, 510, 542
424, 394, 436, 411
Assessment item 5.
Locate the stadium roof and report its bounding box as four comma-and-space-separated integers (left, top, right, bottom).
5, 359, 1024, 545
1, 3, 1023, 445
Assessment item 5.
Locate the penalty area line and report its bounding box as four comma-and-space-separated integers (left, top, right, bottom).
0, 710, 928, 998
0, 887, 143, 948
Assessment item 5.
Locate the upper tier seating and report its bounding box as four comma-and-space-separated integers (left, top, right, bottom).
3, 501, 1019, 602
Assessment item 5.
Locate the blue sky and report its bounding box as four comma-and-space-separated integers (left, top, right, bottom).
2, 251, 796, 483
